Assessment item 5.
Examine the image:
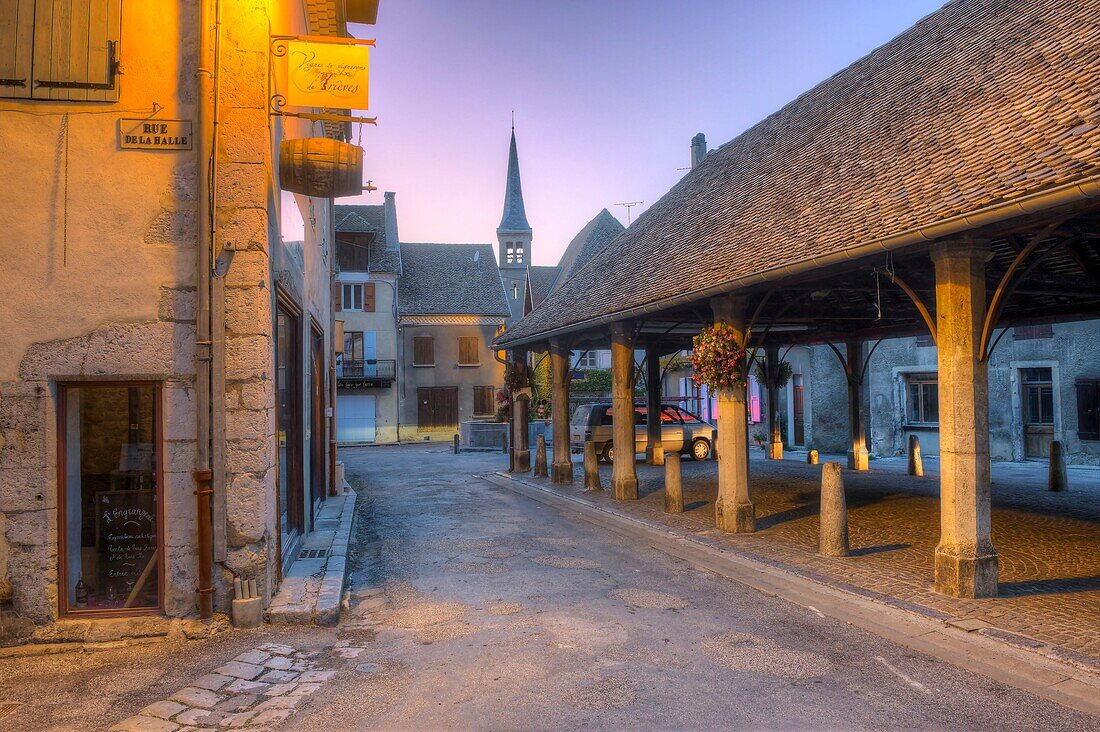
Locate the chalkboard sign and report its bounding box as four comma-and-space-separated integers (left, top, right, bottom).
95, 490, 158, 604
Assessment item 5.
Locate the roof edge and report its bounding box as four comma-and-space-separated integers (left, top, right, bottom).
496, 173, 1100, 348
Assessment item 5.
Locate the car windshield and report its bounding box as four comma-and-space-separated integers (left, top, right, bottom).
676, 407, 704, 424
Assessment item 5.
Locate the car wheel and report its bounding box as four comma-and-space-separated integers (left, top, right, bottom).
602, 443, 615, 463
691, 438, 711, 461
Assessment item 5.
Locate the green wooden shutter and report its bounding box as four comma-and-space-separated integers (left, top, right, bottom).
0, 0, 35, 98
32, 0, 121, 102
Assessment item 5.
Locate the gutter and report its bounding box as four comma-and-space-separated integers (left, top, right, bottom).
496, 174, 1100, 348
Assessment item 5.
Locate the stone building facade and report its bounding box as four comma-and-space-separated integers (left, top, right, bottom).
0, 0, 358, 638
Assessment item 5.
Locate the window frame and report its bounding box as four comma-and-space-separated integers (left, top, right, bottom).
56, 380, 165, 619
905, 373, 940, 427
341, 283, 364, 312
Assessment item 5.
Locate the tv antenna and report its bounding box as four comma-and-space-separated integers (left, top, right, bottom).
616, 200, 643, 225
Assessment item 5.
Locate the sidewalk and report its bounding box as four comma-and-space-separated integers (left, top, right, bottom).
502, 453, 1100, 666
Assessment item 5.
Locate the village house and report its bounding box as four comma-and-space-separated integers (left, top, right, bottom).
0, 0, 374, 641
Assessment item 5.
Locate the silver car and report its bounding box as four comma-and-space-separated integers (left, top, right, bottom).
570, 403, 717, 462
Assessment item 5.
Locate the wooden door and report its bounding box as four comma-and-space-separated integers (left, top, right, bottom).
792, 375, 805, 446
310, 323, 325, 515
418, 387, 458, 431
1022, 368, 1054, 458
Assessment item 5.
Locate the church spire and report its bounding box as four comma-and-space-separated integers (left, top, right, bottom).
498, 123, 531, 233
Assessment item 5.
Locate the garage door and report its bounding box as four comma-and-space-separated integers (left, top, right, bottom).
337, 394, 376, 443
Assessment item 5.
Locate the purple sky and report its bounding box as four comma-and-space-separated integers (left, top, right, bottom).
342, 0, 944, 266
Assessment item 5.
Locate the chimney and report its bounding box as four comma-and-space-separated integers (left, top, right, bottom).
383, 191, 399, 251
690, 133, 707, 168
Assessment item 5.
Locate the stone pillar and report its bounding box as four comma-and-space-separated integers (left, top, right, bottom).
712, 296, 754, 532
610, 322, 639, 500
908, 434, 923, 477
664, 452, 683, 514
1048, 440, 1068, 492
583, 441, 602, 492
510, 350, 530, 473
765, 345, 783, 460
845, 340, 869, 471
534, 435, 548, 477
807, 449, 819, 465
645, 344, 664, 465
819, 462, 850, 556
549, 340, 574, 484
931, 240, 998, 598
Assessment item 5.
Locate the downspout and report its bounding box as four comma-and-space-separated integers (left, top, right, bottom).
329, 202, 338, 496
193, 0, 218, 619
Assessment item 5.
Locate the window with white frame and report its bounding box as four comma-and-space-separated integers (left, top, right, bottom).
342, 283, 364, 311
905, 373, 939, 426
575, 351, 599, 369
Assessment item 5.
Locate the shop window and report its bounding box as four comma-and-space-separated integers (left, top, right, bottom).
413, 336, 435, 366
58, 383, 161, 615
1, 0, 122, 102
905, 374, 939, 426
1075, 378, 1099, 441
458, 336, 480, 366
473, 386, 496, 416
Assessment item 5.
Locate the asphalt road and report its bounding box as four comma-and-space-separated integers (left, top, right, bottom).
1, 443, 1094, 731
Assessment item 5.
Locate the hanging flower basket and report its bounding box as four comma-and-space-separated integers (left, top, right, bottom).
690, 323, 748, 391
754, 359, 793, 389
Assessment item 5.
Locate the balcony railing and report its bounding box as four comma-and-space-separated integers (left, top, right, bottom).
338, 358, 396, 384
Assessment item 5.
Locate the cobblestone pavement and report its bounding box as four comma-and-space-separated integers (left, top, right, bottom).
530, 450, 1100, 663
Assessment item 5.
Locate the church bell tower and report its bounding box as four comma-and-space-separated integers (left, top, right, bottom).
497, 122, 532, 324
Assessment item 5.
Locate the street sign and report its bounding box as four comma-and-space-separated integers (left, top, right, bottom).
118, 119, 192, 150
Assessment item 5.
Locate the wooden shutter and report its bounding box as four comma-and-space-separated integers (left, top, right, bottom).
413, 336, 434, 366
0, 0, 35, 99
474, 387, 494, 416
362, 282, 376, 312
1014, 324, 1054, 341
458, 336, 479, 365
1077, 379, 1100, 441
32, 0, 122, 102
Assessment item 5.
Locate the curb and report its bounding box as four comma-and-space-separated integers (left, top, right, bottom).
483, 471, 1100, 717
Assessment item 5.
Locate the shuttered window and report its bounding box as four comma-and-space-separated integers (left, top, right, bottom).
413, 336, 434, 366
362, 282, 375, 312
1014, 324, 1054, 341
473, 386, 495, 416
1077, 379, 1100, 441
1, 0, 122, 102
458, 336, 479, 366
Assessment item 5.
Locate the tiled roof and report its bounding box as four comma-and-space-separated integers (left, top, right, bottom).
552, 209, 625, 292
527, 266, 562, 309
500, 0, 1100, 345
335, 204, 401, 275
398, 243, 511, 317
498, 128, 532, 232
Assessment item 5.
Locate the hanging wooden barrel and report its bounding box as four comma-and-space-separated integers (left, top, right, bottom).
279, 137, 364, 198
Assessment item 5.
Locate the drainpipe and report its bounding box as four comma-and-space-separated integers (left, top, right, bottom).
329, 202, 339, 496
193, 0, 218, 619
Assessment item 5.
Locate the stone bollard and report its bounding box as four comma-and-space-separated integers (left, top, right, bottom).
819, 462, 850, 557
584, 441, 602, 492
807, 449, 819, 465
907, 434, 923, 477
534, 435, 548, 477
1048, 440, 1068, 492
453, 433, 460, 455
664, 452, 683, 514
231, 578, 262, 629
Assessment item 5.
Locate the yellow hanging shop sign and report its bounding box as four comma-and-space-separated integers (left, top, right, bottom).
281, 39, 370, 110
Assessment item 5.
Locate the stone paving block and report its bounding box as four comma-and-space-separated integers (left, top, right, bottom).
254, 695, 306, 711
256, 669, 299, 684
262, 655, 295, 670
219, 711, 257, 729
213, 660, 265, 680
109, 716, 179, 732
261, 682, 298, 697
172, 708, 215, 727
250, 708, 295, 726
258, 642, 295, 655
139, 701, 187, 721
298, 670, 336, 683
288, 682, 323, 696
170, 687, 223, 709
191, 673, 233, 692
234, 649, 271, 665
224, 678, 271, 694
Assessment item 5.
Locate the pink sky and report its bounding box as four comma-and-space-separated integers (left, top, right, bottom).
337, 0, 944, 267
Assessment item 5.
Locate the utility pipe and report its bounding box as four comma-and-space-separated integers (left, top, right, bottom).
496, 174, 1100, 349
193, 0, 218, 619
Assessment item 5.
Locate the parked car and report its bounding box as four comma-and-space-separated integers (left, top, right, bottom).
570, 403, 717, 462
